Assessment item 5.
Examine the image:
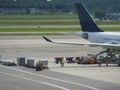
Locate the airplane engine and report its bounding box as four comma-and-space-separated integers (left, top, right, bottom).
82, 33, 89, 39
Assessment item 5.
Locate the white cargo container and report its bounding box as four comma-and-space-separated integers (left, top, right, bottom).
27, 59, 34, 67
37, 60, 48, 67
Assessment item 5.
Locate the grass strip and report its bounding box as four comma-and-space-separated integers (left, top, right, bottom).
0, 27, 120, 32
0, 28, 81, 32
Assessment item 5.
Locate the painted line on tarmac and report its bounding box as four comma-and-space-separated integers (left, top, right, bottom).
0, 65, 101, 90
0, 71, 70, 90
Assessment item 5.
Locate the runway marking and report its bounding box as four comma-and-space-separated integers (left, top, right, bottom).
0, 71, 70, 90
0, 65, 101, 90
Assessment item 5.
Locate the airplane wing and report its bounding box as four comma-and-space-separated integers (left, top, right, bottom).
43, 36, 120, 49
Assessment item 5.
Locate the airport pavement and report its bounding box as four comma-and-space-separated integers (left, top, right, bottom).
0, 35, 120, 90
49, 63, 120, 84
0, 65, 120, 90
0, 35, 101, 61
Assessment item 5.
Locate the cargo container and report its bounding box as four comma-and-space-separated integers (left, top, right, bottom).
26, 59, 34, 67
36, 60, 48, 70
38, 60, 48, 67
36, 63, 43, 71
17, 57, 26, 66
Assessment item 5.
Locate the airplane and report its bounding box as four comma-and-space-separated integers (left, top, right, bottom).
43, 2, 120, 66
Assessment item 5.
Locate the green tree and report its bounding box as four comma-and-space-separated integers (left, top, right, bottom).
94, 9, 106, 19
0, 0, 120, 14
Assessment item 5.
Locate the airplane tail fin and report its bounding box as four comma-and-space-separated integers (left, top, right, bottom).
75, 2, 103, 32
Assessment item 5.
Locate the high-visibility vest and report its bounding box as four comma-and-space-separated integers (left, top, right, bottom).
62, 60, 64, 64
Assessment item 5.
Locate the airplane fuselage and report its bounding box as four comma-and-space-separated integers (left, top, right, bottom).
77, 31, 120, 43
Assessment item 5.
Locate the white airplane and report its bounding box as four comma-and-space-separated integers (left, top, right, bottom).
43, 2, 120, 65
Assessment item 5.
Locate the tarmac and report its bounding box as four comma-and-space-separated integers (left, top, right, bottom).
1, 65, 120, 90
49, 63, 120, 84
0, 35, 120, 90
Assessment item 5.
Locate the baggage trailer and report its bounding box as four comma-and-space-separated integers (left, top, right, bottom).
75, 57, 82, 64
36, 60, 48, 71
75, 56, 97, 64
55, 57, 63, 64
66, 57, 75, 63
81, 56, 97, 64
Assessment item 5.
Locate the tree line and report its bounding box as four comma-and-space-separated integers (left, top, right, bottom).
0, 0, 120, 18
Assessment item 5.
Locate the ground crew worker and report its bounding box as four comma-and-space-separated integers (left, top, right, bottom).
106, 59, 108, 67
61, 59, 64, 67
106, 56, 109, 67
